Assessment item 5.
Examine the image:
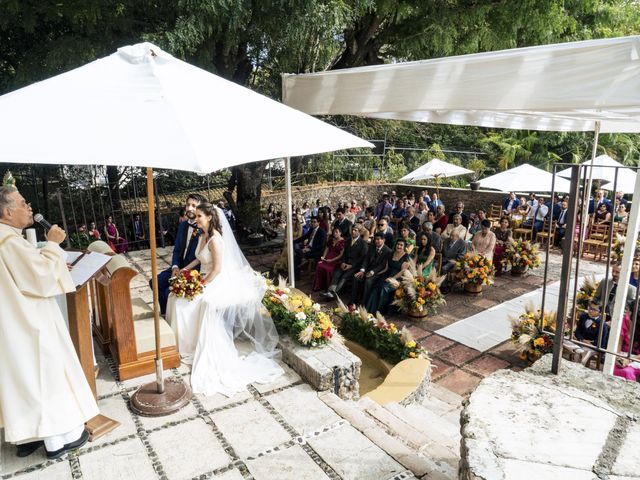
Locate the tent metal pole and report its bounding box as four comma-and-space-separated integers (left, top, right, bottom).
581, 121, 601, 242
285, 156, 295, 287
603, 166, 640, 374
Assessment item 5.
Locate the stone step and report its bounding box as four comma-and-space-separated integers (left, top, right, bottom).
427, 383, 464, 409
319, 392, 456, 479
358, 397, 459, 478
420, 392, 461, 418
384, 402, 461, 454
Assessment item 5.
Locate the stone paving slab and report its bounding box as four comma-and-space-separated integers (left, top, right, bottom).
78, 438, 157, 480
245, 444, 331, 480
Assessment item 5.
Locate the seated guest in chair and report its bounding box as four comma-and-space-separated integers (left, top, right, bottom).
471, 219, 496, 261
325, 225, 368, 299
414, 232, 436, 277
294, 216, 327, 279
313, 227, 345, 292
154, 193, 206, 315
366, 238, 411, 314
331, 207, 352, 239
502, 192, 520, 216
575, 301, 609, 348
131, 214, 146, 249
441, 229, 467, 275
350, 232, 391, 307
594, 263, 636, 318
555, 200, 569, 247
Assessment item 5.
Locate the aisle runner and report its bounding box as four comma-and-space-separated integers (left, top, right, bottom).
436, 281, 564, 352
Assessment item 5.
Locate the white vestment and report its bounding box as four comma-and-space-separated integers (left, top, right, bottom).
0, 223, 99, 443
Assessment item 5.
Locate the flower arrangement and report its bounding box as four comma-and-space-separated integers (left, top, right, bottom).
169, 269, 205, 300
333, 299, 426, 364
502, 239, 541, 272
262, 277, 336, 347
511, 304, 556, 363
390, 265, 446, 316
576, 275, 599, 310
611, 234, 640, 261
454, 252, 495, 286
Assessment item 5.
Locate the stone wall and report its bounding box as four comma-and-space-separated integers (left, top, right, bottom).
262, 182, 507, 214
459, 354, 640, 479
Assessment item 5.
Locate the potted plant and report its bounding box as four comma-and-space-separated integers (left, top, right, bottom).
454, 252, 495, 294
502, 239, 541, 275
467, 157, 487, 191
390, 267, 446, 320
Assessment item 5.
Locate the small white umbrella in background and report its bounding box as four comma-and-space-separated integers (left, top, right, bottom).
399, 158, 474, 182
602, 175, 637, 194
0, 42, 372, 416
478, 163, 572, 193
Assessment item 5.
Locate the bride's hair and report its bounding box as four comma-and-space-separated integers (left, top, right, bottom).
197, 202, 223, 237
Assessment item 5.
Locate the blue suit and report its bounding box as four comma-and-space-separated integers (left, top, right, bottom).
502, 197, 520, 213
154, 220, 201, 314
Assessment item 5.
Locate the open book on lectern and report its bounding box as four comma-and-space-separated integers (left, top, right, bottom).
65, 251, 112, 288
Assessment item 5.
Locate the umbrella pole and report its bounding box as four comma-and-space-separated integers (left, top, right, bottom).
285, 157, 295, 287
581, 121, 601, 243
130, 167, 191, 416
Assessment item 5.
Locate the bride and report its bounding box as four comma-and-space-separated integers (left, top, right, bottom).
166, 202, 283, 396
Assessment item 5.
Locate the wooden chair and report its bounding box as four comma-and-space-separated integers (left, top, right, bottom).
582, 224, 609, 261
488, 204, 502, 220
535, 218, 557, 246
512, 220, 535, 241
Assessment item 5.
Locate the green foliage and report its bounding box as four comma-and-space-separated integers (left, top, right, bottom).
383, 148, 407, 182
467, 158, 487, 182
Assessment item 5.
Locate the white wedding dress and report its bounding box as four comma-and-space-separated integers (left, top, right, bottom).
166, 211, 283, 396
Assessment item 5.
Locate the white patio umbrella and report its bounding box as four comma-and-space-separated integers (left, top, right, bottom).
0, 42, 371, 413
399, 158, 473, 182
478, 163, 572, 193
602, 176, 637, 194
557, 154, 637, 188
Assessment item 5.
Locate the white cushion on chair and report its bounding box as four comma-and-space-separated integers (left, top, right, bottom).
129, 297, 176, 353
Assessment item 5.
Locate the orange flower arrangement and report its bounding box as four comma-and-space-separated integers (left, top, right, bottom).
169, 269, 205, 300
454, 253, 494, 286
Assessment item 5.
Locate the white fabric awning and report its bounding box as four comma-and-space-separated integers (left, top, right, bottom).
283, 36, 640, 133
556, 154, 637, 189
399, 158, 473, 182
0, 43, 372, 172
478, 164, 572, 193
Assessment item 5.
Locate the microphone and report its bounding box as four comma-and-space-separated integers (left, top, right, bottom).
33, 213, 53, 231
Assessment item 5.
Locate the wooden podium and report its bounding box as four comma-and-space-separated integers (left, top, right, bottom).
66, 251, 120, 441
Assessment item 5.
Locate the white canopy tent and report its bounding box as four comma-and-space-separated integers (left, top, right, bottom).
557, 154, 637, 193
282, 36, 640, 376
399, 158, 473, 182
478, 164, 572, 193
0, 42, 371, 409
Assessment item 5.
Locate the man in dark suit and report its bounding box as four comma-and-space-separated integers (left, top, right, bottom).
375, 216, 395, 248
441, 229, 467, 274
294, 216, 327, 279
331, 208, 352, 239
554, 200, 569, 247
131, 214, 146, 249
325, 225, 368, 299
502, 192, 520, 216
447, 202, 470, 229
350, 232, 391, 307
154, 193, 206, 315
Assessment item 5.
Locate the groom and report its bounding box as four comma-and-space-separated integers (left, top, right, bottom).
154, 193, 206, 314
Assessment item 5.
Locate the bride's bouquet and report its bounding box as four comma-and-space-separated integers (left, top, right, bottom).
169, 269, 205, 300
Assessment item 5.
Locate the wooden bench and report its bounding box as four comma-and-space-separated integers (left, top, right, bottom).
88, 242, 180, 380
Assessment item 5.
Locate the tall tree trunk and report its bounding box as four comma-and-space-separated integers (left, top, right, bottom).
230, 162, 266, 240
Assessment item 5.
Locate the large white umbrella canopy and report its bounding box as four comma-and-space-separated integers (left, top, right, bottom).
399, 158, 473, 182
0, 42, 372, 169
556, 154, 636, 188
478, 164, 572, 193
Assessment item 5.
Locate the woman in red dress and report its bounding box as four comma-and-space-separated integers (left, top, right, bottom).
493, 217, 513, 276
313, 228, 345, 291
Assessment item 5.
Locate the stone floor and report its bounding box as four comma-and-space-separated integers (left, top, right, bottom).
0, 243, 606, 480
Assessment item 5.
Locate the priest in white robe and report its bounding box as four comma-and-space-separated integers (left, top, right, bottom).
0, 186, 98, 459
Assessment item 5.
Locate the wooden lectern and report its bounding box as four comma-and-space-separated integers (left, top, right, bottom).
66, 251, 120, 441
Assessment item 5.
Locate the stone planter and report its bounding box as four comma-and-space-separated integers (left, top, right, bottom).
464, 282, 483, 295
247, 233, 264, 246
469, 181, 480, 191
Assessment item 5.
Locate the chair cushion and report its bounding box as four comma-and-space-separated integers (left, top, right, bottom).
134, 315, 176, 354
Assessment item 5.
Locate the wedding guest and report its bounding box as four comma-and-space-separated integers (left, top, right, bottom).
629, 259, 640, 288
398, 224, 416, 254
615, 191, 628, 210
471, 219, 496, 261
405, 192, 416, 206
414, 232, 436, 277
502, 192, 520, 216
422, 221, 442, 252
614, 203, 628, 224
293, 216, 327, 279
390, 198, 407, 230
375, 216, 394, 248
434, 204, 448, 233
468, 209, 487, 237
318, 207, 331, 232
448, 202, 469, 229
374, 193, 393, 220
131, 213, 146, 249
325, 225, 368, 299
362, 206, 376, 236
404, 206, 421, 233
104, 214, 128, 253
555, 200, 569, 247
88, 221, 101, 240
366, 238, 411, 314
332, 208, 352, 239
430, 193, 443, 212
155, 193, 206, 315
356, 199, 369, 220
416, 201, 430, 224
594, 203, 612, 225
349, 199, 361, 215
0, 186, 97, 459
350, 232, 391, 307
594, 264, 636, 317
313, 228, 345, 291
441, 229, 467, 275
493, 217, 513, 276
442, 213, 468, 241
589, 189, 611, 214
178, 207, 188, 223
575, 301, 609, 348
